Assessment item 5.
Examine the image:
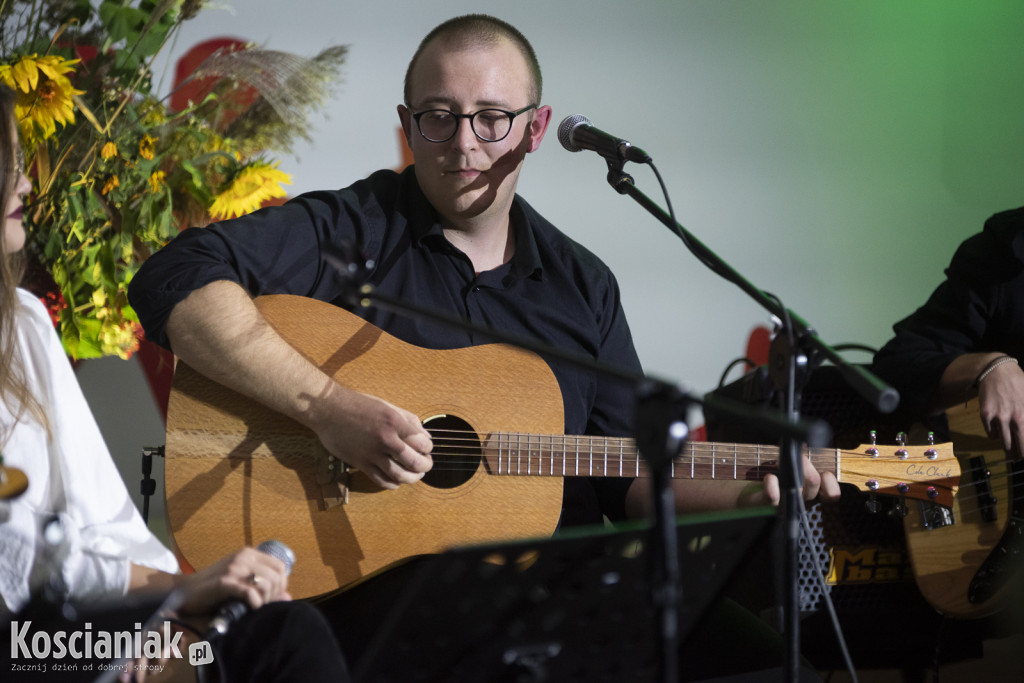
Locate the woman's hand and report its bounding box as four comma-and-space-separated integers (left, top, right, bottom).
174, 546, 292, 616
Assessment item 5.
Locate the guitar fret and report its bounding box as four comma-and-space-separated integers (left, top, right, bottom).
497, 433, 503, 475
733, 443, 738, 480
619, 440, 623, 478
517, 433, 522, 476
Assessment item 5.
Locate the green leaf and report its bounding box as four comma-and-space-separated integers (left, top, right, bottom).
64, 316, 104, 360
99, 3, 147, 45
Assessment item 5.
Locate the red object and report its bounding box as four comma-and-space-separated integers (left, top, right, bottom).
169, 38, 257, 115
745, 325, 772, 369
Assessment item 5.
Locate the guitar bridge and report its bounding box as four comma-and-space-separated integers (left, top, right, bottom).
317, 452, 349, 509
968, 461, 1024, 605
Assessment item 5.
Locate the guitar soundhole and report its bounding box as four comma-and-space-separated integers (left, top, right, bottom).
423, 414, 481, 490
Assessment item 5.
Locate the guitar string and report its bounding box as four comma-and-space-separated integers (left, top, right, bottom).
934, 462, 1021, 515
426, 428, 792, 469
418, 428, 960, 495
424, 428, 948, 464
404, 420, 1010, 511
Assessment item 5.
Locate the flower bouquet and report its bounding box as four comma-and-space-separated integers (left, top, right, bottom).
0, 0, 346, 358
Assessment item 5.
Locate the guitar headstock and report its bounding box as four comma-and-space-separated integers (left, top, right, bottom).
840, 441, 960, 508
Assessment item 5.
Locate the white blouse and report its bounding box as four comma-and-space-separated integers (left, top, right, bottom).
0, 288, 179, 615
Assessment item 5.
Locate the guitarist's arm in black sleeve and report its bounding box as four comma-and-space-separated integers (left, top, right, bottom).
873, 207, 1024, 459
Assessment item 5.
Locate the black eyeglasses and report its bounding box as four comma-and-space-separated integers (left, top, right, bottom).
409, 105, 538, 143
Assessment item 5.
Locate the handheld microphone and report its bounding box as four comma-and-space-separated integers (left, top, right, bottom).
207, 540, 295, 637
557, 114, 651, 163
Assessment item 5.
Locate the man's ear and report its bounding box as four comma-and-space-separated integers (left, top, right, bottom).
397, 104, 414, 146
526, 105, 552, 153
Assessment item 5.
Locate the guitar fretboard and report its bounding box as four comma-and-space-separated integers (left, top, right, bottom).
485, 433, 839, 481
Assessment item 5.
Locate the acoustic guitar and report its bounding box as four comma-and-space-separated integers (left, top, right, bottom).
164, 295, 960, 600
903, 398, 1024, 618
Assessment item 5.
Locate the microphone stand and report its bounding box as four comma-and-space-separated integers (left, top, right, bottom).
336, 277, 831, 683
601, 158, 898, 682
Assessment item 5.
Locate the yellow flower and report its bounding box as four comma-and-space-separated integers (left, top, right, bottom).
140, 104, 166, 127
0, 54, 85, 145
101, 175, 120, 195
100, 320, 140, 360
209, 162, 292, 220
101, 142, 118, 159
148, 170, 166, 193
139, 134, 157, 160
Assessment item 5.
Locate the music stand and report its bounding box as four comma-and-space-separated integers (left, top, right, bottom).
354, 506, 775, 683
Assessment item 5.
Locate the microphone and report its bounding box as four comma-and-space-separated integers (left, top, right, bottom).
207, 540, 295, 637
557, 114, 651, 163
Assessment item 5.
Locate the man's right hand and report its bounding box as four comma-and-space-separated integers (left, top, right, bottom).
976, 355, 1024, 459
309, 382, 434, 489
165, 281, 433, 490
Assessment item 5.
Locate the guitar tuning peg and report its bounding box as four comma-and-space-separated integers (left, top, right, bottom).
890, 482, 910, 518
926, 431, 938, 460
896, 431, 908, 460
866, 430, 879, 457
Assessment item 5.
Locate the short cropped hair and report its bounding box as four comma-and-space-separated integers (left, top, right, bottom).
403, 14, 543, 107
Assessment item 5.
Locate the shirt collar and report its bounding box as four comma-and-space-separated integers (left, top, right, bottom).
405, 167, 543, 282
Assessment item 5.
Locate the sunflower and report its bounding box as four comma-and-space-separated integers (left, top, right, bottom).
0, 54, 84, 146
208, 161, 292, 220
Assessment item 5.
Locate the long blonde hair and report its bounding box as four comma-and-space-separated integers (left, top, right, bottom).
0, 85, 49, 447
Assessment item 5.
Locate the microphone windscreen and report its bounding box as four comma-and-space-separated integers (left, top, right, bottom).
557, 114, 592, 152
256, 540, 296, 575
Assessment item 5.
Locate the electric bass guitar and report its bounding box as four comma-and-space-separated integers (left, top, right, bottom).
903, 398, 1024, 618
164, 295, 960, 600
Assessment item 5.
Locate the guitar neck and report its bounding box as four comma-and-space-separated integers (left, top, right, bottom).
485, 433, 834, 482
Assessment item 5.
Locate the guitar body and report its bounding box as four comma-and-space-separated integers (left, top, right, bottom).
165, 295, 564, 599
903, 399, 1019, 618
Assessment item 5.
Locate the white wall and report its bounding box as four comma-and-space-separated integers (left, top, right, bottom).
80, 1, 1024, 524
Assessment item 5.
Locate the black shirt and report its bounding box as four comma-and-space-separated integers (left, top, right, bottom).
129, 166, 643, 525
872, 206, 1024, 418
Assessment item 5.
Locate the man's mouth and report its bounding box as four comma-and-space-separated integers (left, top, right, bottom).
444, 167, 482, 178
